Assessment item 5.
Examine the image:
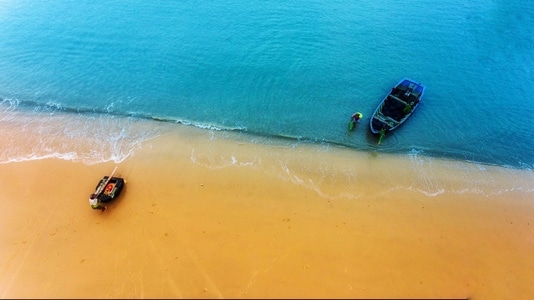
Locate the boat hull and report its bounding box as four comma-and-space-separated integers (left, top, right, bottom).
94, 176, 125, 203
369, 78, 425, 135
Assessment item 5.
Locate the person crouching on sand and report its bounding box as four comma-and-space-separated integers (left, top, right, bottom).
89, 194, 107, 212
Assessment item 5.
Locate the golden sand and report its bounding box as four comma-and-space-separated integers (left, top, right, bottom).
0, 124, 533, 299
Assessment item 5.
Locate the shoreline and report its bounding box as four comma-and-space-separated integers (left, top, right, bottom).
0, 117, 533, 298
2, 101, 532, 171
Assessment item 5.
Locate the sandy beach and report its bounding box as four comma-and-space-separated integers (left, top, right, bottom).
0, 123, 533, 299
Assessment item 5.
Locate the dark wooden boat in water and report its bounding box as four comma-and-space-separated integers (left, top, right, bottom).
369, 78, 425, 143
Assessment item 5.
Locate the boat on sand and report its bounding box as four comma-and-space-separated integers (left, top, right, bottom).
89, 167, 125, 210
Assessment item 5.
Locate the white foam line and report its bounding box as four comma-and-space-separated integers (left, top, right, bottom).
189, 149, 259, 170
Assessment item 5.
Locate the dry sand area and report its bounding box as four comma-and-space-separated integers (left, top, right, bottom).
0, 125, 533, 299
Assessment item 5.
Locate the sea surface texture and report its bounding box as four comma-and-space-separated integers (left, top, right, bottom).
0, 0, 533, 168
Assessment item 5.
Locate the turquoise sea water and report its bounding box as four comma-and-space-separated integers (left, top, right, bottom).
0, 1, 533, 169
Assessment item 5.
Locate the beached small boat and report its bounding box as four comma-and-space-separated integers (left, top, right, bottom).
89, 167, 125, 210
92, 175, 125, 203
369, 78, 425, 143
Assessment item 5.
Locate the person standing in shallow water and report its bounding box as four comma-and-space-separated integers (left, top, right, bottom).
378, 126, 387, 145
89, 193, 107, 211
351, 112, 362, 122
349, 112, 363, 131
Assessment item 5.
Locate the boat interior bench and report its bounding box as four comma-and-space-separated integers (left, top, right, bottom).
388, 94, 409, 106
374, 113, 400, 125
